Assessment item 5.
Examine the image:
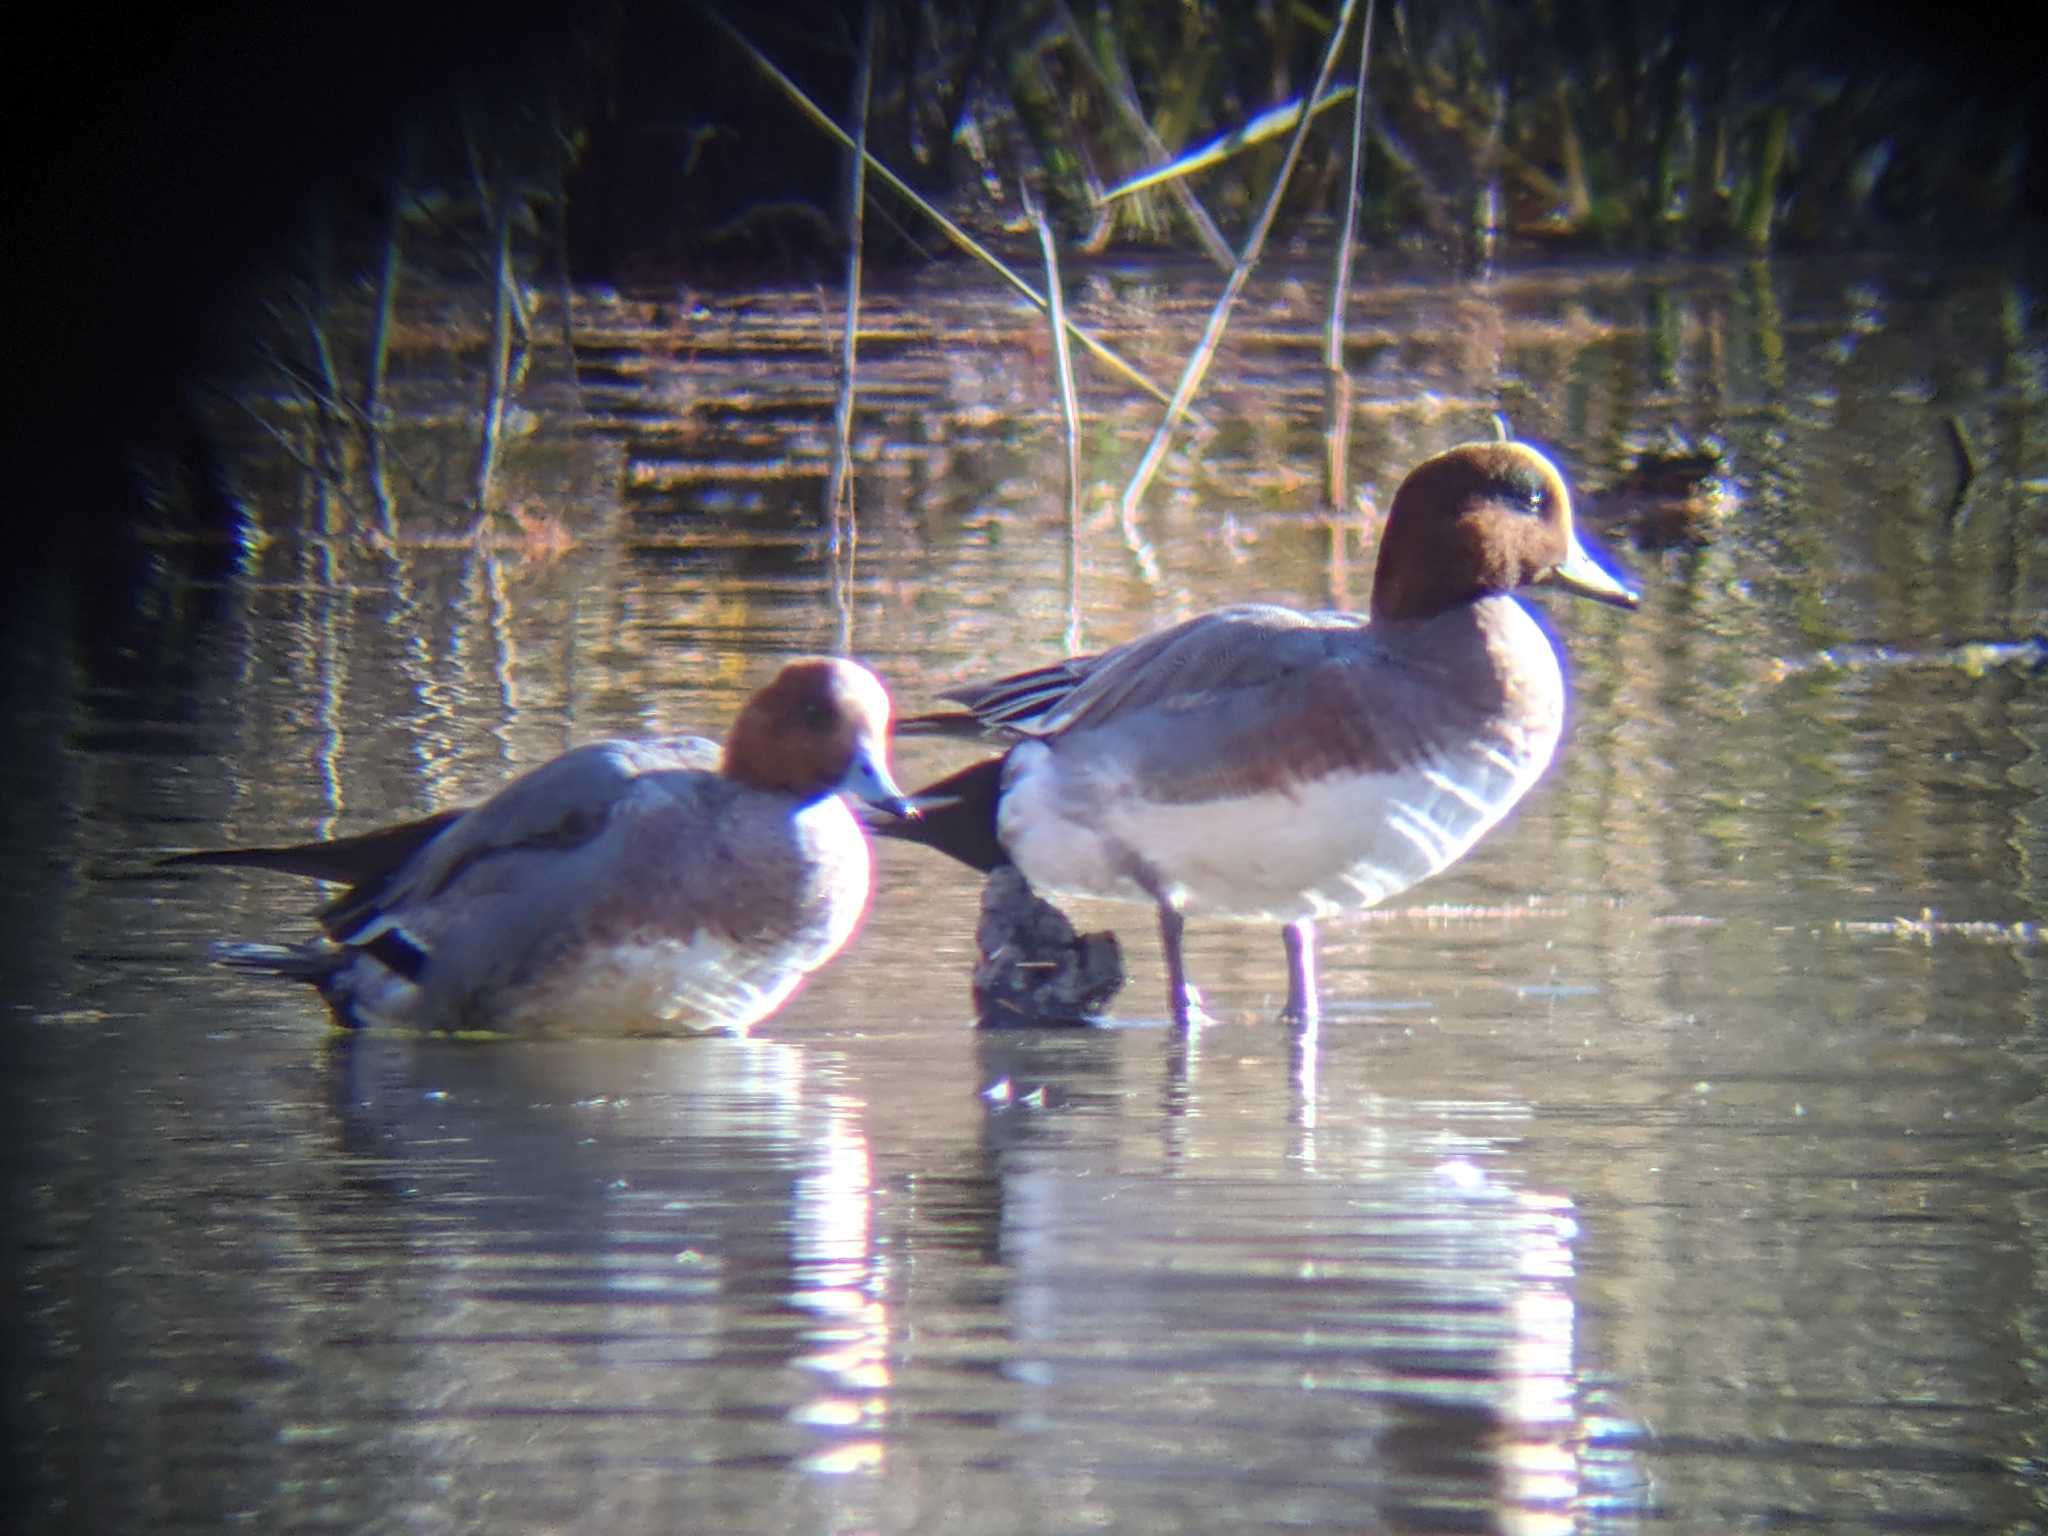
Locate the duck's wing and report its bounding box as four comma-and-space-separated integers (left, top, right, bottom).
928, 654, 1101, 732
320, 735, 723, 943
909, 606, 1365, 740
1047, 601, 1550, 805
166, 736, 723, 945
161, 808, 469, 889
1022, 605, 1369, 736
892, 654, 1100, 738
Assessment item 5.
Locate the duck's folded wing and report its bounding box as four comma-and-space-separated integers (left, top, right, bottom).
161, 809, 469, 888
1036, 605, 1369, 735
323, 735, 721, 943
918, 654, 1100, 735
917, 607, 1365, 739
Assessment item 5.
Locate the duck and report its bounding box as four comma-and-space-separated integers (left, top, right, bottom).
1590, 439, 1733, 551
876, 440, 1638, 1027
163, 657, 912, 1036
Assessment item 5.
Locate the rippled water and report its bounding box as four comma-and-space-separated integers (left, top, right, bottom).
6, 254, 2045, 1533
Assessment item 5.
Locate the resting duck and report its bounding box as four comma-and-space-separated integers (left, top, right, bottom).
879, 440, 1638, 1026
165, 657, 911, 1036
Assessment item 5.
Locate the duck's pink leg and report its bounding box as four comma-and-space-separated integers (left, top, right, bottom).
1281, 918, 1319, 1025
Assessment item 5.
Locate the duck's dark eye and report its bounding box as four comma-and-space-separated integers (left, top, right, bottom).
1502, 470, 1548, 516
800, 698, 834, 729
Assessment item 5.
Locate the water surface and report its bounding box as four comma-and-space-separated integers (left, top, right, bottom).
6, 254, 2045, 1533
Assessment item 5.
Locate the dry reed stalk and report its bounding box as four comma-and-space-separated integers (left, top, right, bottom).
471, 186, 515, 521
1027, 189, 1085, 657
1321, 0, 1376, 603
1046, 0, 1235, 274
826, 3, 875, 656
1116, 0, 1363, 571
700, 6, 1188, 420
364, 158, 405, 541
1323, 0, 1375, 518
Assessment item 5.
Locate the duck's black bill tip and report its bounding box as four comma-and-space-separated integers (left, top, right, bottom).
856, 795, 943, 828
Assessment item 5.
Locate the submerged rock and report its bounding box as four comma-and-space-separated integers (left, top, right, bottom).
972, 866, 1124, 1027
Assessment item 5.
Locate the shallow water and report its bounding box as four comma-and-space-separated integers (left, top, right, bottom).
6, 254, 2046, 1532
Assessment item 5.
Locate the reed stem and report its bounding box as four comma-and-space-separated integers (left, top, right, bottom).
1117, 0, 1362, 563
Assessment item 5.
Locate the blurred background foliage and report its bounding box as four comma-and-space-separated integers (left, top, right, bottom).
565, 0, 2032, 272
9, 0, 2038, 588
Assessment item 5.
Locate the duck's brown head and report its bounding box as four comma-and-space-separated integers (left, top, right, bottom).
725, 657, 912, 813
1370, 441, 1639, 623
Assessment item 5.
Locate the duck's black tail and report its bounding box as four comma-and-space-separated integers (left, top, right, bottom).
210, 941, 377, 1030
869, 755, 1010, 874
158, 808, 464, 887
160, 808, 465, 941
212, 940, 341, 984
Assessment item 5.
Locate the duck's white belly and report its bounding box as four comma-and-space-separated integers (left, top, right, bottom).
1002, 729, 1556, 923
494, 930, 812, 1036
337, 928, 819, 1037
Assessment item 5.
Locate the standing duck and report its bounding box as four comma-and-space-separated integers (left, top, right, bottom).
165, 657, 911, 1036
879, 440, 1637, 1026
